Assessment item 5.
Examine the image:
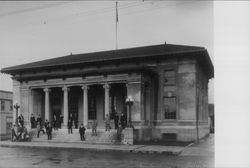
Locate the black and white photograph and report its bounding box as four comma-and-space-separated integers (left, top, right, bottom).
0, 1, 249, 168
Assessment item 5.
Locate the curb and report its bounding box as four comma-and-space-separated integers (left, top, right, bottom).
0, 142, 182, 156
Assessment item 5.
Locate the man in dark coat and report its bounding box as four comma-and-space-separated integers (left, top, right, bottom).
120, 113, 127, 129
59, 114, 63, 128
37, 114, 42, 126
68, 119, 73, 134
47, 123, 52, 140
44, 119, 49, 133
18, 114, 24, 127
30, 114, 36, 128
79, 124, 86, 141
114, 112, 119, 129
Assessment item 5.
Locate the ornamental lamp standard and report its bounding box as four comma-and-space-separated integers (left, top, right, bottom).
13, 102, 20, 126
125, 96, 134, 128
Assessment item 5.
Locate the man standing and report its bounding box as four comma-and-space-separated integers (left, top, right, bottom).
47, 123, 52, 140
18, 114, 24, 127
59, 114, 63, 128
44, 119, 49, 133
79, 124, 86, 141
105, 114, 110, 132
92, 120, 97, 136
68, 119, 73, 134
37, 114, 42, 126
30, 114, 36, 128
114, 111, 119, 129
120, 113, 127, 129
11, 123, 17, 141
53, 113, 57, 130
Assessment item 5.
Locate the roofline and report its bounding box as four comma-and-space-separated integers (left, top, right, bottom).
1, 49, 206, 73
1, 43, 213, 78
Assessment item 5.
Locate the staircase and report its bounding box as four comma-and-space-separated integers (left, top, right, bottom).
31, 128, 122, 145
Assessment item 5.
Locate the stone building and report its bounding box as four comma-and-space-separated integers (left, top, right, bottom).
0, 90, 13, 140
1, 44, 214, 142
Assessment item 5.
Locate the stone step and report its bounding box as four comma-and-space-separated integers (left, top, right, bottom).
31, 128, 121, 145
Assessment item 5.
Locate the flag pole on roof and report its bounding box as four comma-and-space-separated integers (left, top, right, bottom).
115, 1, 118, 50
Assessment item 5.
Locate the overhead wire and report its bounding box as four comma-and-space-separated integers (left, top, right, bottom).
0, 1, 73, 17
1, 1, 194, 31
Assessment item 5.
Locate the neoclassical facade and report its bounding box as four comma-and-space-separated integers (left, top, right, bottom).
1, 44, 214, 142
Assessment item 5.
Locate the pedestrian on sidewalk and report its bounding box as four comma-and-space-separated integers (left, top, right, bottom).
79, 123, 86, 141
68, 119, 73, 134
105, 114, 110, 132
92, 119, 97, 136
47, 123, 52, 140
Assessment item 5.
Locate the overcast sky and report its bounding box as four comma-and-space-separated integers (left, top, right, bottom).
0, 1, 213, 102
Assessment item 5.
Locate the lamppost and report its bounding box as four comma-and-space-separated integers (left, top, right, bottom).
125, 96, 134, 128
13, 102, 20, 125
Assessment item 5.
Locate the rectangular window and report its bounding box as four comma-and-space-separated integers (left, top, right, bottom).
1, 100, 5, 111
163, 97, 176, 119
164, 70, 176, 85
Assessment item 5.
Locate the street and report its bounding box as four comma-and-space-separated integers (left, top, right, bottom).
0, 145, 213, 168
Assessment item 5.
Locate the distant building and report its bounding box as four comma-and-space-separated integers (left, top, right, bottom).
0, 90, 13, 140
1, 44, 214, 142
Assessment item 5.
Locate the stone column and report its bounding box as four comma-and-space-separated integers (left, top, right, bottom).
28, 89, 33, 127
43, 87, 51, 122
81, 85, 89, 127
103, 83, 110, 117
62, 86, 70, 128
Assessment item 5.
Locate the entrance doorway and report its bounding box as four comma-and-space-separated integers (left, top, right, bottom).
110, 83, 127, 120
68, 86, 80, 128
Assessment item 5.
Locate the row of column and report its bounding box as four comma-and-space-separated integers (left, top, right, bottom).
41, 83, 111, 127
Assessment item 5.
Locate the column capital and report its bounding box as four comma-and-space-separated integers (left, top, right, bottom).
81, 85, 89, 91
62, 86, 70, 92
103, 83, 110, 90
43, 87, 51, 92
29, 88, 33, 95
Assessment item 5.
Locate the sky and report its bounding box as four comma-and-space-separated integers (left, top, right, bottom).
0, 0, 214, 103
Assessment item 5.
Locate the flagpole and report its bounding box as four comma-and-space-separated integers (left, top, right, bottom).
115, 1, 118, 50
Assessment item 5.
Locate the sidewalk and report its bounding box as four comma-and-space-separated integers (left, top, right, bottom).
0, 134, 214, 156
180, 134, 214, 156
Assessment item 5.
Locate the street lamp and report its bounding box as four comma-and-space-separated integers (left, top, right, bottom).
125, 96, 134, 128
13, 102, 20, 126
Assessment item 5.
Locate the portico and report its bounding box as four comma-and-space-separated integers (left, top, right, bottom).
27, 72, 147, 129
